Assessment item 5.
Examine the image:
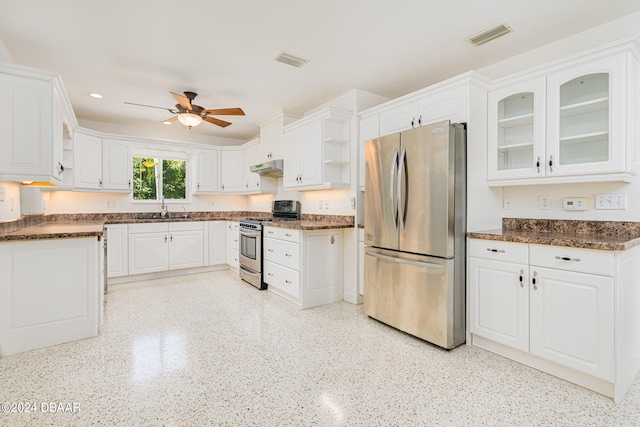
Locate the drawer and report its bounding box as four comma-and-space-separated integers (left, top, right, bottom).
530, 244, 614, 276
264, 261, 300, 299
263, 227, 279, 239
468, 238, 528, 264
264, 238, 299, 270
169, 221, 203, 232
263, 226, 300, 243
128, 222, 168, 233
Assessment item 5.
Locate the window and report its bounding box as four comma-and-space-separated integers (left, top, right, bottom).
133, 156, 187, 201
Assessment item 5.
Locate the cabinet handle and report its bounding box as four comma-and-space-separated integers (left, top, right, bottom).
256, 181, 260, 188
285, 280, 291, 284
268, 249, 274, 252
246, 183, 249, 189
222, 184, 225, 191
536, 156, 541, 174
548, 155, 554, 173
57, 161, 64, 175
532, 271, 538, 290
418, 115, 422, 126
128, 179, 131, 188
519, 269, 524, 288
285, 233, 292, 237
486, 248, 506, 253
164, 235, 167, 243
285, 253, 291, 257
555, 256, 581, 262
331, 235, 335, 244
98, 178, 103, 187
170, 234, 173, 243
268, 272, 274, 277
197, 183, 200, 190
411, 117, 416, 128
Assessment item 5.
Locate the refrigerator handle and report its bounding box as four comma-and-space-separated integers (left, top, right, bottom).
398, 146, 408, 231
391, 148, 399, 230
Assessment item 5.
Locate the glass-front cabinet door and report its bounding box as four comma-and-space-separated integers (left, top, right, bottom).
545, 54, 627, 177
487, 77, 546, 181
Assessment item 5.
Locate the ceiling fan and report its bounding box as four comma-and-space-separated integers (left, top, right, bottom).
124, 91, 245, 129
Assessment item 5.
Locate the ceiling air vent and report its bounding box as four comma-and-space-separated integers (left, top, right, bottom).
274, 51, 310, 68
467, 23, 513, 47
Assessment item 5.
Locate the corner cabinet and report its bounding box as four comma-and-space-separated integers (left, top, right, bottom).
0, 64, 70, 185
283, 107, 353, 191
487, 40, 640, 185
468, 238, 640, 403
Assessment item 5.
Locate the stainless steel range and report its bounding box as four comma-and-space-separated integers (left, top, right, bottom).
239, 200, 301, 289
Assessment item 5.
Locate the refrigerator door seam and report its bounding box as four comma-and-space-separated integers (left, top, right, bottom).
365, 251, 445, 270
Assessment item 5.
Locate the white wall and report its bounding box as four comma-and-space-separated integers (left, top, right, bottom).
476, 12, 640, 225
0, 182, 20, 221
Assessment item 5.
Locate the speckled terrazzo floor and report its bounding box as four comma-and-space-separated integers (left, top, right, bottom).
1, 271, 639, 426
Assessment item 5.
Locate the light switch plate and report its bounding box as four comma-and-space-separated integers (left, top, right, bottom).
0, 186, 5, 201
595, 193, 627, 210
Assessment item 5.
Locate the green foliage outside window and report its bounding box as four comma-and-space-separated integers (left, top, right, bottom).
133, 156, 187, 201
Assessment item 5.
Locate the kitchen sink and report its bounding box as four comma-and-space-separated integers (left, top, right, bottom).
137, 216, 192, 221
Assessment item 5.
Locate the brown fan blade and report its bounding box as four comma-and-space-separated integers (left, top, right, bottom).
204, 116, 232, 128
202, 107, 245, 116
124, 102, 177, 114
162, 116, 179, 124
170, 92, 192, 110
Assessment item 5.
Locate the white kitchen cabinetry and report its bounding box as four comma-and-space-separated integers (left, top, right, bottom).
194, 149, 219, 193
487, 40, 639, 185
468, 238, 640, 402
74, 132, 132, 192
0, 237, 101, 356
226, 221, 239, 270
257, 110, 302, 163
358, 114, 379, 191
102, 139, 132, 191
128, 222, 203, 275
0, 65, 68, 185
241, 140, 278, 194
220, 150, 243, 192
207, 221, 226, 266
283, 107, 352, 191
105, 223, 128, 278
264, 226, 343, 309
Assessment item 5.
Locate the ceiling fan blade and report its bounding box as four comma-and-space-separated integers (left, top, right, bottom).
202, 107, 245, 116
124, 101, 177, 114
204, 116, 232, 128
162, 116, 179, 124
170, 92, 192, 110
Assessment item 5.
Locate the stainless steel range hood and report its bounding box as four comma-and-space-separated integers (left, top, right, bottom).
250, 159, 284, 177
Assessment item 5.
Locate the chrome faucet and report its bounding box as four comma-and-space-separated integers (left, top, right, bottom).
181, 205, 188, 219
160, 197, 168, 218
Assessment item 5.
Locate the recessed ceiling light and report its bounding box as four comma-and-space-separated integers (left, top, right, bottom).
89, 93, 103, 99
274, 51, 310, 68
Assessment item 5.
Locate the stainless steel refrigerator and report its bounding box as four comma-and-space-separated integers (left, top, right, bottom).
364, 120, 466, 349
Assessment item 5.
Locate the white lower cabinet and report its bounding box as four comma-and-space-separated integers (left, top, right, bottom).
264, 226, 343, 309
207, 221, 226, 266
226, 221, 239, 269
0, 237, 101, 356
105, 223, 128, 278
468, 238, 638, 402
128, 222, 203, 276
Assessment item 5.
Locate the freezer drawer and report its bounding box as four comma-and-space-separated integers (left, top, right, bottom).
363, 247, 465, 349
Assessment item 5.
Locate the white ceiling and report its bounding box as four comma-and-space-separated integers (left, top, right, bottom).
1, 0, 640, 145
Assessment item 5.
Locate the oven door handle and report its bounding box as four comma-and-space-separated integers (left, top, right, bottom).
239, 230, 261, 237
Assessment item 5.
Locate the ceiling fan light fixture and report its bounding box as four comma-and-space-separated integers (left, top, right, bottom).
178, 112, 203, 128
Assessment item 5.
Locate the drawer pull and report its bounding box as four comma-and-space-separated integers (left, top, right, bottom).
285, 233, 292, 237
486, 248, 506, 253
532, 271, 538, 291
268, 249, 274, 252
555, 256, 581, 262
268, 273, 274, 277
285, 280, 291, 284
285, 253, 291, 257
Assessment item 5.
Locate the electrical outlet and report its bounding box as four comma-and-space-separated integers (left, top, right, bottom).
324, 200, 329, 210
318, 200, 323, 209
350, 197, 356, 210
106, 200, 116, 208
595, 193, 627, 210
0, 186, 5, 201
503, 195, 513, 210
539, 195, 550, 210
208, 200, 215, 207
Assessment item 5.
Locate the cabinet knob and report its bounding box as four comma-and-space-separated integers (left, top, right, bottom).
128, 179, 131, 188
285, 280, 291, 284
532, 271, 538, 290
411, 117, 416, 128
548, 155, 554, 173
285, 253, 291, 257
519, 269, 524, 288
246, 183, 249, 189
57, 161, 64, 175
222, 184, 225, 191
536, 156, 541, 174
98, 178, 103, 188
197, 183, 200, 190
330, 235, 335, 244
418, 115, 422, 126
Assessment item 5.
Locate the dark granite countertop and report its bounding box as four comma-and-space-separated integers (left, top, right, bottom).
467, 218, 640, 251
0, 212, 355, 241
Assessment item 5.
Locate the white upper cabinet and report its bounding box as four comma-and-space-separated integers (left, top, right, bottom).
241, 139, 277, 194
487, 40, 639, 185
73, 132, 102, 190
193, 149, 219, 193
358, 114, 380, 191
0, 66, 67, 185
102, 139, 132, 191
283, 107, 352, 191
219, 150, 243, 192
257, 111, 302, 163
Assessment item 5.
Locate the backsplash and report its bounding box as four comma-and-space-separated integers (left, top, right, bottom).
503, 218, 640, 237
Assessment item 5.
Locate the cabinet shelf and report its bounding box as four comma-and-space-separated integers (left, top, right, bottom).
498, 113, 534, 128
559, 131, 609, 146
498, 142, 534, 152
324, 159, 349, 165
323, 137, 349, 144
560, 97, 609, 118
